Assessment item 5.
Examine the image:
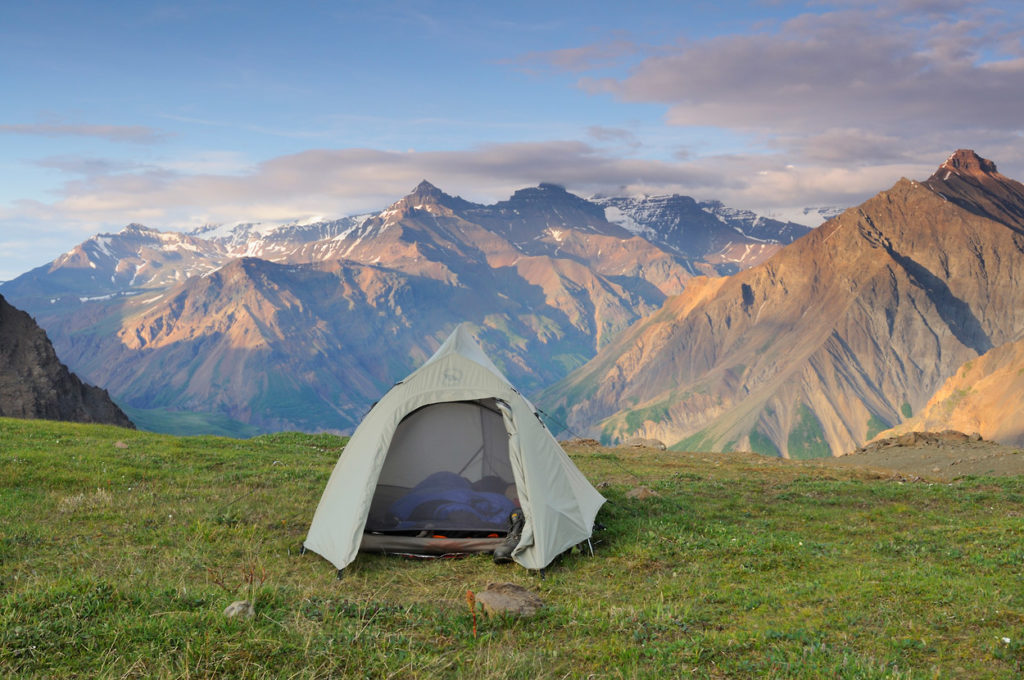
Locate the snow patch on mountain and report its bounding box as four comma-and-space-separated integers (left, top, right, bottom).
756, 206, 845, 227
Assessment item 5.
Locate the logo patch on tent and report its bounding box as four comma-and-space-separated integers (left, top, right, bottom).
442, 367, 463, 385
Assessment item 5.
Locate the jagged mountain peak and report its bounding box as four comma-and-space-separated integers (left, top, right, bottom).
121, 223, 158, 235
203, 256, 292, 291
508, 182, 586, 205
925, 149, 1009, 190
386, 180, 476, 217
923, 149, 1024, 228
936, 149, 999, 178
411, 179, 443, 197
498, 183, 611, 226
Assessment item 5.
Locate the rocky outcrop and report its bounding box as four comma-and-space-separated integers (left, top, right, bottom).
543, 150, 1024, 457
0, 294, 133, 427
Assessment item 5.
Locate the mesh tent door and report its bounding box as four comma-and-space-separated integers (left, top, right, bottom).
365, 399, 518, 534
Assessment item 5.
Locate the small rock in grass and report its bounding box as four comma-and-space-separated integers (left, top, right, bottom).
114, 441, 129, 449
224, 600, 255, 619
625, 486, 658, 500
624, 437, 667, 450
474, 583, 543, 617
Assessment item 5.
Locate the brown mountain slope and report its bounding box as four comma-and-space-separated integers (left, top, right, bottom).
0, 294, 133, 427
541, 150, 1024, 457
876, 337, 1024, 446
59, 248, 668, 432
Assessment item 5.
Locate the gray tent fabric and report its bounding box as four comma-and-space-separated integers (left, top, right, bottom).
303, 324, 605, 571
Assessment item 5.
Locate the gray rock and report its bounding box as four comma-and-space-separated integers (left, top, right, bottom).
625, 486, 658, 500
223, 600, 255, 619
624, 437, 666, 450
474, 583, 543, 617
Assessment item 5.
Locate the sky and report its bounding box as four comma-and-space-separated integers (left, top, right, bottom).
2, 0, 1023, 280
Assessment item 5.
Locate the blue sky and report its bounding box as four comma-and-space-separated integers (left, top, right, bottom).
2, 0, 1023, 280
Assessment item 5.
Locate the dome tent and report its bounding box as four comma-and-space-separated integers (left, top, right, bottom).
303, 324, 605, 572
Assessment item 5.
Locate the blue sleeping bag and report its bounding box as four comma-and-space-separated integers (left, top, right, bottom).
388, 471, 517, 530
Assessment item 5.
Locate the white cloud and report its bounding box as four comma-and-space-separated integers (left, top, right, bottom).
1, 139, 937, 236
590, 8, 1024, 134
541, 1, 1024, 185
514, 39, 639, 74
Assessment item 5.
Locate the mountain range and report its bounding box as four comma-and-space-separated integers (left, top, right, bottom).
0, 183, 808, 435
542, 150, 1024, 455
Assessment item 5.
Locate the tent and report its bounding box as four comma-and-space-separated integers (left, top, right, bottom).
303, 324, 605, 572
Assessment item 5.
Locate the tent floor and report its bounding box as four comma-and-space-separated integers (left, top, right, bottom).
361, 532, 504, 555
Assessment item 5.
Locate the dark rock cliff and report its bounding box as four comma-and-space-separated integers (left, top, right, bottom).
0, 294, 133, 427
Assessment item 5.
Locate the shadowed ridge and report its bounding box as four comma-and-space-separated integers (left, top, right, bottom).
923, 149, 1024, 231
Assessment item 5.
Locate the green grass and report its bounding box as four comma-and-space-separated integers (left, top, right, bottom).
787, 404, 831, 460
624, 401, 671, 435
2, 417, 1024, 678
122, 406, 263, 438
672, 428, 711, 452
901, 402, 914, 419
866, 413, 892, 441
749, 428, 781, 457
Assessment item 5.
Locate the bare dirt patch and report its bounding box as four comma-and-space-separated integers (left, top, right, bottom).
816, 430, 1024, 481
564, 432, 1024, 481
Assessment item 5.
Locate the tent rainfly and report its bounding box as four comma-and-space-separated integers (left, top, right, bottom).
303, 324, 605, 572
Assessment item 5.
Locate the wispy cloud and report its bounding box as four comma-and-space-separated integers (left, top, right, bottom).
586, 126, 642, 149
0, 123, 169, 144
514, 39, 639, 73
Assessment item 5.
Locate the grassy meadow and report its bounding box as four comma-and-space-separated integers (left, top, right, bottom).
1, 417, 1023, 678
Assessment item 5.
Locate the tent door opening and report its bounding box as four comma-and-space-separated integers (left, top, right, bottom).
362, 399, 520, 552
